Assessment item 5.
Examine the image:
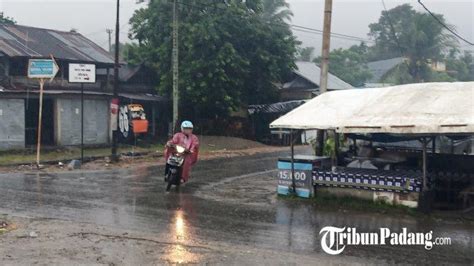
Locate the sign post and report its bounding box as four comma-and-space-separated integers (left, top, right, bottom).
68, 63, 96, 163
36, 78, 45, 168
27, 57, 59, 168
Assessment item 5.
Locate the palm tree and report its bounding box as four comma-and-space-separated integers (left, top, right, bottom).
262, 0, 293, 23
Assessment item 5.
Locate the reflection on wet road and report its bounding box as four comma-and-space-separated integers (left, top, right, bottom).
0, 150, 472, 264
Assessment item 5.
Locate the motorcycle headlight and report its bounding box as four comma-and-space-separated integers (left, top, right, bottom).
176, 145, 186, 153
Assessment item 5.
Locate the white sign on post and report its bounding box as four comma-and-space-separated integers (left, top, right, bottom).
68, 63, 96, 83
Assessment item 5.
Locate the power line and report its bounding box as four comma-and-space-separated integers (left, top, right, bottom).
292, 28, 372, 44
84, 29, 105, 37
417, 0, 473, 46
175, 1, 373, 44
292, 25, 373, 43
96, 39, 110, 49
84, 22, 128, 37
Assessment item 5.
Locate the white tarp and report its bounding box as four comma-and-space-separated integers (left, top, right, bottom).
270, 82, 474, 134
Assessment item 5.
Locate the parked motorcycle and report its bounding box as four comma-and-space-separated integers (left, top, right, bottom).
165, 144, 188, 191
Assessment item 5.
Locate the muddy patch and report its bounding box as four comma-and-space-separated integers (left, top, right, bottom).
0, 216, 351, 265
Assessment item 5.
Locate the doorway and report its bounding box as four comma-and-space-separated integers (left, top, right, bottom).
25, 98, 55, 146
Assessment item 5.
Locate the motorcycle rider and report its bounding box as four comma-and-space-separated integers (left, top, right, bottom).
164, 121, 200, 184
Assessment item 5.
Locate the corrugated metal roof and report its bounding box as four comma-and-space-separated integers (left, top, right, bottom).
367, 57, 405, 83
96, 64, 141, 81
0, 24, 114, 65
293, 61, 354, 90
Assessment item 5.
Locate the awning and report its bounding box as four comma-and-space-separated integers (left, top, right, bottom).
118, 93, 166, 102
0, 89, 165, 102
270, 82, 474, 134
248, 100, 306, 115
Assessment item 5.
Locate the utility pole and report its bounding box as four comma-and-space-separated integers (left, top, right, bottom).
316, 0, 333, 156
172, 0, 179, 133
111, 0, 120, 161
106, 29, 113, 53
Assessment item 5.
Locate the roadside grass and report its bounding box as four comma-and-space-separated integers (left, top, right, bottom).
278, 191, 418, 216
314, 191, 418, 215
0, 142, 224, 166
0, 143, 165, 166
0, 135, 268, 166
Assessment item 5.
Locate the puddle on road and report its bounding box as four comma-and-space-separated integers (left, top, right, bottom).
1, 151, 472, 264
194, 170, 474, 264
161, 209, 202, 264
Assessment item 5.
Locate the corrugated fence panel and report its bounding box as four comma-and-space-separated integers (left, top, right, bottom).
0, 99, 25, 150
58, 99, 81, 146
58, 98, 108, 146
94, 100, 109, 144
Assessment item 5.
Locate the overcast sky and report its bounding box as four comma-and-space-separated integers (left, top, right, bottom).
1, 0, 473, 55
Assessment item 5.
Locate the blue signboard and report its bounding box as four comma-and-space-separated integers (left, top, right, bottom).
28, 59, 59, 79
277, 160, 313, 198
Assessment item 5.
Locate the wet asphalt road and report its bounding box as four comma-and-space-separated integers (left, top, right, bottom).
0, 149, 473, 264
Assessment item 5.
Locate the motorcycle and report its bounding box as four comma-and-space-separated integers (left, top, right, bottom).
165, 144, 188, 191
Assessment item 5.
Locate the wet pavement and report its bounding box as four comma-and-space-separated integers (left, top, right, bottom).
0, 148, 473, 264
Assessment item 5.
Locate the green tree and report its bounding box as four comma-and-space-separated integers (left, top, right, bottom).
315, 43, 372, 87
297, 46, 315, 62
128, 0, 298, 120
368, 4, 456, 82
445, 49, 474, 81
0, 12, 16, 25
110, 42, 141, 64
461, 51, 474, 80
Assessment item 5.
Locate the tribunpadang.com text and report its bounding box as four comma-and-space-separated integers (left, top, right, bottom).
319, 226, 452, 255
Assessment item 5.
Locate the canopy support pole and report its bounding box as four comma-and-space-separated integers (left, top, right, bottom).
422, 138, 428, 191
353, 138, 357, 157
419, 137, 434, 213
290, 129, 296, 194
334, 131, 339, 167
316, 130, 324, 156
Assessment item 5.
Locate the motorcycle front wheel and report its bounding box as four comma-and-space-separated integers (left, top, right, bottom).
166, 172, 180, 191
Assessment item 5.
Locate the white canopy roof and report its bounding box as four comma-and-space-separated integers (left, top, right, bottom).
270, 82, 474, 134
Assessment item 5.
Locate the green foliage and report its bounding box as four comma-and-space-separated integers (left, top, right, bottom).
314, 43, 372, 87
128, 0, 298, 120
368, 4, 457, 83
0, 12, 15, 25
262, 0, 293, 22
111, 43, 142, 65
428, 71, 456, 82
297, 46, 315, 62
445, 49, 474, 81
323, 136, 335, 158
